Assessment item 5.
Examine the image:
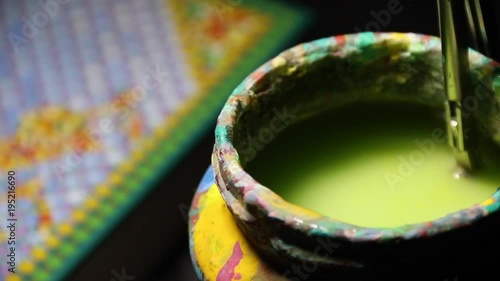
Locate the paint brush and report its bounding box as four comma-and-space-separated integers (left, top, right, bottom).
437, 0, 492, 172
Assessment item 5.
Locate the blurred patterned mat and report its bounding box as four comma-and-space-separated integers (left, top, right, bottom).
0, 0, 309, 280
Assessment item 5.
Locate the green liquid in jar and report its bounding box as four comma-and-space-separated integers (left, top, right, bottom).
246, 103, 500, 228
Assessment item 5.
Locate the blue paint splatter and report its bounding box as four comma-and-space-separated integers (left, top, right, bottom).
197, 166, 215, 193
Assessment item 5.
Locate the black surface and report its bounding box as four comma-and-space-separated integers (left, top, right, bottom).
66, 1, 500, 280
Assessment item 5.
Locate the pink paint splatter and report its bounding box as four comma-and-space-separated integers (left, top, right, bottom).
335, 34, 346, 46
216, 242, 244, 281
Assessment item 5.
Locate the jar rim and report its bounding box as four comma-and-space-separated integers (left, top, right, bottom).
212, 32, 500, 266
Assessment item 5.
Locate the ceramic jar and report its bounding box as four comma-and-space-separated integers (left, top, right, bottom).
189, 32, 500, 281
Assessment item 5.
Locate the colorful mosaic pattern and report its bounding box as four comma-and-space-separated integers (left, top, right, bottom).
0, 0, 309, 280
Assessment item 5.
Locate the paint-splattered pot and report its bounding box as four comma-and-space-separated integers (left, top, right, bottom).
189, 32, 500, 280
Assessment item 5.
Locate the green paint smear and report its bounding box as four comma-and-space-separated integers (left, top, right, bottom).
246, 103, 500, 228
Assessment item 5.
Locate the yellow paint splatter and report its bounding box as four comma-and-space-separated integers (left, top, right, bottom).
19, 261, 35, 273
59, 223, 73, 235
5, 274, 21, 281
193, 184, 260, 280
481, 197, 495, 207
32, 247, 47, 261
46, 236, 60, 248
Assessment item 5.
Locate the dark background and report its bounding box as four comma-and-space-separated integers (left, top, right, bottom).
65, 1, 500, 280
